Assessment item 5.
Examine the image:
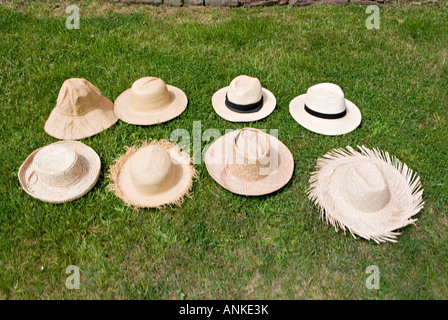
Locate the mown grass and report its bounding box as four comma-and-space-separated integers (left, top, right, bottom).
0, 1, 447, 299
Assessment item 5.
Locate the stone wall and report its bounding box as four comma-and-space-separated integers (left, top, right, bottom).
113, 0, 390, 7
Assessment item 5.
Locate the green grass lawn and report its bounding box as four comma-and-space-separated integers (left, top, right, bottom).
1, 1, 447, 299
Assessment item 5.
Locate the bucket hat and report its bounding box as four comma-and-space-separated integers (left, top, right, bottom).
108, 140, 196, 208
114, 77, 188, 125
205, 128, 294, 196
45, 78, 118, 140
308, 146, 424, 243
289, 83, 361, 135
212, 75, 276, 122
18, 141, 101, 203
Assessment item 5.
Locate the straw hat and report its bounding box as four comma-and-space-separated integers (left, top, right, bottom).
45, 78, 118, 140
212, 75, 276, 122
289, 83, 361, 135
108, 140, 196, 208
205, 128, 294, 196
308, 146, 424, 243
114, 77, 188, 125
18, 141, 101, 203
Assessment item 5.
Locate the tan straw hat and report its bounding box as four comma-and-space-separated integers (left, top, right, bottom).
45, 78, 118, 140
212, 75, 276, 122
113, 77, 188, 125
308, 146, 424, 243
18, 141, 101, 203
108, 140, 196, 208
289, 83, 361, 135
205, 128, 294, 196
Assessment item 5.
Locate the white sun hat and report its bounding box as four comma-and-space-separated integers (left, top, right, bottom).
108, 140, 196, 208
205, 128, 294, 196
45, 78, 118, 140
289, 83, 361, 135
114, 77, 188, 125
18, 141, 101, 203
308, 146, 424, 243
212, 75, 276, 122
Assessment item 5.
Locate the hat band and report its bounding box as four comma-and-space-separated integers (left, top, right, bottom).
305, 105, 346, 120
225, 94, 263, 114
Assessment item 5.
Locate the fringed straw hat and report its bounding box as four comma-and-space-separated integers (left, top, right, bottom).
205, 128, 294, 196
308, 146, 424, 243
108, 140, 196, 208
45, 78, 118, 140
18, 141, 101, 203
212, 75, 276, 122
114, 77, 188, 125
289, 83, 361, 136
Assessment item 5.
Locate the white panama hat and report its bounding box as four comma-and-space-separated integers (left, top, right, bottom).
114, 77, 188, 125
108, 140, 196, 208
18, 141, 101, 203
45, 78, 118, 140
212, 75, 276, 122
205, 128, 294, 196
289, 83, 361, 135
308, 146, 424, 243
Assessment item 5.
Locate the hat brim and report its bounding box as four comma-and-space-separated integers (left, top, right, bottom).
113, 85, 188, 125
289, 94, 361, 136
108, 140, 196, 208
205, 130, 294, 196
18, 141, 101, 204
308, 146, 424, 243
212, 87, 276, 122
45, 96, 118, 140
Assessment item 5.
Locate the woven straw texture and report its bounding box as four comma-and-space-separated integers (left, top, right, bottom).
308, 146, 424, 243
205, 128, 294, 196
108, 140, 197, 208
212, 86, 276, 122
18, 141, 101, 203
113, 80, 188, 125
45, 78, 118, 140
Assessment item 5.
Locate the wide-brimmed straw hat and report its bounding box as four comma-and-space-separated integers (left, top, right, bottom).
205, 128, 294, 196
308, 146, 424, 243
108, 140, 196, 208
289, 83, 361, 135
45, 78, 118, 140
18, 141, 101, 203
114, 77, 188, 125
212, 75, 276, 122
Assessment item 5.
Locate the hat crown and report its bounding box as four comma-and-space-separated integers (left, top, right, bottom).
226, 128, 271, 182
339, 161, 391, 212
227, 75, 263, 105
33, 145, 82, 188
56, 78, 103, 116
130, 145, 175, 194
130, 77, 171, 112
305, 83, 346, 115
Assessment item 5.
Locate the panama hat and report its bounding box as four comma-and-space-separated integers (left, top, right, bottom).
108, 140, 196, 208
18, 141, 101, 203
289, 83, 361, 135
308, 146, 424, 243
45, 78, 118, 140
212, 75, 276, 122
205, 128, 294, 196
114, 77, 188, 125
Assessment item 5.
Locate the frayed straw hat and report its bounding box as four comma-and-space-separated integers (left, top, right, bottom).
205, 128, 294, 196
114, 77, 188, 125
18, 141, 101, 203
212, 75, 276, 122
308, 146, 424, 243
289, 83, 361, 136
108, 140, 196, 208
45, 78, 118, 140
